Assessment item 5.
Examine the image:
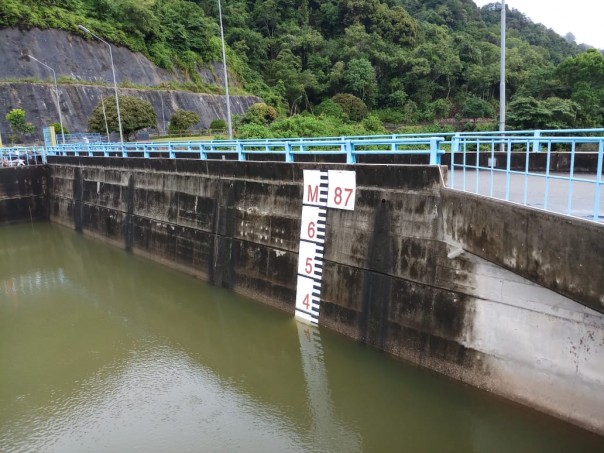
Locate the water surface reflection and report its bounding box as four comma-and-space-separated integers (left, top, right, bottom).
0, 224, 602, 452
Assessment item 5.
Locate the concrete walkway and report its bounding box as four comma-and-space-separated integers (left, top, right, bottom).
449, 170, 603, 223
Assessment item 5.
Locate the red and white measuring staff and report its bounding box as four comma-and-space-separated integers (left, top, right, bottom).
295, 170, 356, 325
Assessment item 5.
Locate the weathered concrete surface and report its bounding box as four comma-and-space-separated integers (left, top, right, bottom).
46, 157, 604, 435
0, 82, 260, 137
441, 189, 604, 314
0, 166, 48, 225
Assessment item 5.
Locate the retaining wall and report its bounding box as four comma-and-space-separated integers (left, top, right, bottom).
46, 157, 604, 435
0, 166, 48, 225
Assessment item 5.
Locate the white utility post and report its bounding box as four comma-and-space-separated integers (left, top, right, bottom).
217, 0, 233, 140
78, 25, 124, 143
499, 0, 506, 134
27, 54, 65, 144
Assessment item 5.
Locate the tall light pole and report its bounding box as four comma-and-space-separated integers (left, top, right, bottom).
78, 25, 124, 143
100, 96, 110, 142
217, 0, 233, 140
26, 53, 65, 144
499, 0, 506, 134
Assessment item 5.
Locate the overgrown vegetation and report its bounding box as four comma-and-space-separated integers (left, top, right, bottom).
5, 108, 34, 143
88, 95, 156, 140
168, 109, 200, 134
2, 0, 603, 131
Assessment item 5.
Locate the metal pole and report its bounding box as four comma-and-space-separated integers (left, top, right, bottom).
107, 45, 124, 143
499, 0, 506, 134
101, 96, 110, 142
78, 25, 124, 143
217, 0, 233, 140
52, 70, 66, 145
27, 55, 65, 144
161, 94, 166, 135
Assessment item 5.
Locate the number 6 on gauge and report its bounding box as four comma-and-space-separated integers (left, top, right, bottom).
300, 205, 322, 242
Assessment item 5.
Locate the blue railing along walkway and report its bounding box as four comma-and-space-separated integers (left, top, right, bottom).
1, 128, 603, 222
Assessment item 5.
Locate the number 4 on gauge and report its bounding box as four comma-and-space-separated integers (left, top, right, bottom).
295, 275, 316, 314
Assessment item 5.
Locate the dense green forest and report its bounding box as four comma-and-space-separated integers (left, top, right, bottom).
2, 0, 603, 134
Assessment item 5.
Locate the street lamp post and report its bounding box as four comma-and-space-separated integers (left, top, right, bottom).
499, 0, 506, 134
100, 96, 110, 142
217, 0, 233, 140
78, 25, 124, 143
26, 54, 65, 144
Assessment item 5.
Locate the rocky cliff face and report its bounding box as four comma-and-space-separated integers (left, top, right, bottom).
0, 28, 259, 140
0, 82, 260, 140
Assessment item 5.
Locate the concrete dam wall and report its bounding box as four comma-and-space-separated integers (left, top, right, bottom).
0, 166, 48, 225
12, 158, 603, 435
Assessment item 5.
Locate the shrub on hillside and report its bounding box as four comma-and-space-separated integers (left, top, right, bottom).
241, 103, 278, 126
361, 114, 386, 134
236, 124, 272, 139
168, 109, 200, 134
331, 94, 368, 122
315, 99, 344, 119
209, 118, 227, 130
51, 122, 68, 135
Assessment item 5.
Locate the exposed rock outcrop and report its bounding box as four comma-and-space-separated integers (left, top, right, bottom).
0, 28, 259, 139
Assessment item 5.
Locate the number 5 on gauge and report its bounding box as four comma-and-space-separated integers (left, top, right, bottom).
297, 241, 318, 277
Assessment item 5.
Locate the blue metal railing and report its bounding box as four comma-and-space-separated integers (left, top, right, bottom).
2, 128, 603, 222
40, 136, 445, 165
0, 147, 45, 167
449, 133, 604, 223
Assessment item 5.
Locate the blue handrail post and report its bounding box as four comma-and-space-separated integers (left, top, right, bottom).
41, 147, 47, 164
345, 140, 355, 164
532, 130, 541, 153
237, 142, 245, 161
144, 145, 150, 159
199, 144, 207, 160
451, 133, 460, 188
429, 137, 440, 165
594, 139, 603, 221
284, 142, 293, 163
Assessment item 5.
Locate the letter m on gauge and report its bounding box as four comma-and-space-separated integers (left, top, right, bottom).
303, 170, 328, 207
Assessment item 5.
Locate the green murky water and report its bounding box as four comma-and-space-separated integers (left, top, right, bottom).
1, 223, 602, 452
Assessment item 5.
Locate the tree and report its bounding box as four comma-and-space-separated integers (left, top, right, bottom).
88, 96, 157, 141
5, 109, 35, 143
168, 109, 200, 134
461, 96, 494, 123
344, 58, 378, 106
507, 95, 579, 130
51, 122, 69, 134
209, 119, 227, 130
240, 103, 277, 126
331, 93, 368, 122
